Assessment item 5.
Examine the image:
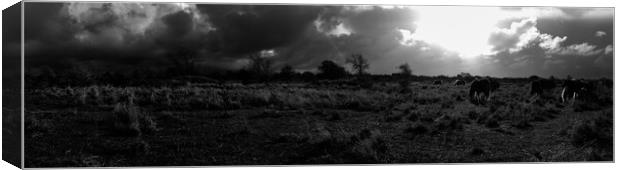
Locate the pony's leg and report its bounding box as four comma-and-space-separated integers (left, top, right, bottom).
561, 88, 566, 103
472, 92, 478, 104
571, 92, 577, 105
473, 92, 479, 104
487, 92, 492, 101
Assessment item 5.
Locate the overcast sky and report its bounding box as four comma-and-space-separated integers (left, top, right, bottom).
12, 2, 613, 78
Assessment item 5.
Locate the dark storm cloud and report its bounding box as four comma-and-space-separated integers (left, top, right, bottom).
24, 3, 70, 42
3, 2, 20, 44
161, 11, 194, 36
3, 2, 22, 82
536, 16, 612, 48
24, 3, 331, 73
195, 5, 323, 56
24, 3, 204, 72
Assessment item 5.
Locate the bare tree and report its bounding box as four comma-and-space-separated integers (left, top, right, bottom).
346, 54, 369, 76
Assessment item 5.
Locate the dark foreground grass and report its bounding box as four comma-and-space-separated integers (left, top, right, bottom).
24, 81, 613, 167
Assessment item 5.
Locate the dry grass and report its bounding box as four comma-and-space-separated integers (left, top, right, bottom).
24, 80, 613, 166
29, 84, 397, 111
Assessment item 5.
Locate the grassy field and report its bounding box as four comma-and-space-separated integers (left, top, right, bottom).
24, 80, 613, 167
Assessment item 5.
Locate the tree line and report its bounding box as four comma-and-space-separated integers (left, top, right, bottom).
25, 53, 471, 88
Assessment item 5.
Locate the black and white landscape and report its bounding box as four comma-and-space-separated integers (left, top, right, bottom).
11, 2, 614, 167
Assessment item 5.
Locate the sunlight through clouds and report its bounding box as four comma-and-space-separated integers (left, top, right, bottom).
407, 6, 505, 58
401, 6, 571, 59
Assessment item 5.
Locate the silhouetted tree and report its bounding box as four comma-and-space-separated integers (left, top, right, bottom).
278, 65, 296, 81
168, 48, 198, 75
397, 63, 413, 92
457, 72, 474, 82
318, 60, 348, 80
301, 71, 316, 82
247, 53, 273, 77
346, 54, 369, 76
397, 63, 412, 76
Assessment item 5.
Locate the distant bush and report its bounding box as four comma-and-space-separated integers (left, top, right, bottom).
317, 60, 349, 80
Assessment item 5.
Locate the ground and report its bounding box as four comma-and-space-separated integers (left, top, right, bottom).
23, 80, 613, 167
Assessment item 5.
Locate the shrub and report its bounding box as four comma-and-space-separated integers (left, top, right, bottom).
570, 114, 612, 149
292, 128, 388, 164
350, 129, 388, 161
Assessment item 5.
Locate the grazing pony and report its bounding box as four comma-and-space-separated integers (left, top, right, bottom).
530, 79, 556, 97
561, 79, 589, 105
469, 78, 500, 104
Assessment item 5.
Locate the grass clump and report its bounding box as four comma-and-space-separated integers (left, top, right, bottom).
110, 103, 158, 137
404, 123, 429, 137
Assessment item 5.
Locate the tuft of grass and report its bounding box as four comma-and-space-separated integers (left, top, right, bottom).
111, 103, 141, 137
407, 112, 419, 122
25, 115, 53, 135
328, 112, 343, 121
249, 109, 283, 119
384, 110, 405, 122
467, 110, 478, 120
404, 123, 429, 137
511, 119, 532, 130
484, 116, 500, 128
568, 112, 613, 161
350, 129, 388, 162
570, 117, 612, 149
110, 103, 159, 137
470, 148, 485, 156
